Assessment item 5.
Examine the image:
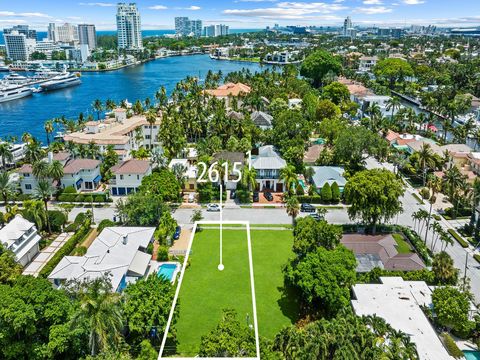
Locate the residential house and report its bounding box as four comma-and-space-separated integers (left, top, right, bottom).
48, 227, 155, 291
310, 166, 347, 193
251, 145, 286, 192
0, 214, 41, 267
212, 151, 245, 190
352, 277, 455, 360
110, 159, 152, 196
303, 144, 324, 165
251, 111, 273, 130
63, 108, 162, 160
168, 158, 198, 191
358, 55, 378, 72
204, 82, 251, 108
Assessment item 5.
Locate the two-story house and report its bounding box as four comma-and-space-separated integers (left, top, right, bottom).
110, 159, 152, 196
251, 145, 286, 192
0, 214, 41, 266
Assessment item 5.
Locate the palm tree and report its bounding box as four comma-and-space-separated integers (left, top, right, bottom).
25, 139, 43, 164
32, 160, 50, 179
92, 99, 103, 120
285, 196, 300, 226
21, 132, 32, 144
280, 165, 298, 195
155, 86, 168, 110
105, 99, 116, 112
0, 171, 13, 205
385, 96, 401, 119
33, 179, 54, 233
431, 222, 443, 251
145, 109, 157, 150
70, 277, 123, 356
49, 160, 64, 188
432, 251, 457, 284
0, 141, 13, 169
241, 167, 257, 193
171, 163, 187, 194
425, 176, 442, 242
22, 199, 47, 231
416, 144, 436, 186
44, 120, 54, 146
442, 165, 466, 218
304, 166, 315, 183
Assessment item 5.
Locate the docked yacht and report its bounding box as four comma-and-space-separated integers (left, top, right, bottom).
3, 73, 29, 85
40, 72, 81, 91
31, 68, 63, 82
0, 83, 33, 103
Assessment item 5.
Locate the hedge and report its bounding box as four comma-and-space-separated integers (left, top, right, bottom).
57, 193, 110, 203
440, 333, 464, 359
97, 219, 116, 233
39, 219, 92, 278
448, 229, 469, 248
474, 254, 480, 264
296, 195, 324, 204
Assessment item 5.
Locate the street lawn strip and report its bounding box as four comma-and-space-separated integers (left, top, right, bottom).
447, 228, 469, 248
392, 233, 413, 254
175, 229, 297, 355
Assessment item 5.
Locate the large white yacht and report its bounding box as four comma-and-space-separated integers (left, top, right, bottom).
0, 83, 33, 103
40, 72, 81, 91
2, 73, 29, 85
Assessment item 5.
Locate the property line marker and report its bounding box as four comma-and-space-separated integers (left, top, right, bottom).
219, 184, 224, 271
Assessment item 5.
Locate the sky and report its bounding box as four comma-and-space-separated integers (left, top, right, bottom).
0, 0, 479, 30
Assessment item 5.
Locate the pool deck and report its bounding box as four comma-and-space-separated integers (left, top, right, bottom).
147, 260, 181, 283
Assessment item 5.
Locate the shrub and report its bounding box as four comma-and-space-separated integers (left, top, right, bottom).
296, 183, 304, 196
58, 194, 69, 202
62, 186, 77, 194
94, 195, 104, 203
236, 189, 251, 204
448, 229, 469, 248
157, 245, 169, 261
419, 187, 430, 200
84, 195, 93, 203
331, 182, 340, 203
75, 195, 84, 202
320, 183, 332, 202
296, 195, 323, 204
74, 246, 87, 256
39, 219, 91, 277
401, 227, 433, 266
146, 242, 154, 255
440, 333, 464, 358
97, 219, 116, 233
357, 267, 435, 285
48, 210, 67, 232
474, 254, 480, 264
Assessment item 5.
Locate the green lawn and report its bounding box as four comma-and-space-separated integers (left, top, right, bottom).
175, 229, 297, 356
392, 233, 413, 254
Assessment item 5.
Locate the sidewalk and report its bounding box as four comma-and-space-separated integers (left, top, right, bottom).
23, 232, 73, 277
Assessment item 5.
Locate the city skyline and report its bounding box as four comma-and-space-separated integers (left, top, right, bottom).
0, 0, 480, 31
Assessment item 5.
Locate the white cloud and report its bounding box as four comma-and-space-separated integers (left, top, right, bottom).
235, 0, 278, 2
224, 2, 347, 19
175, 5, 201, 10
356, 6, 392, 14
148, 5, 168, 10
0, 11, 51, 18
402, 0, 425, 4
78, 2, 116, 6
363, 0, 382, 4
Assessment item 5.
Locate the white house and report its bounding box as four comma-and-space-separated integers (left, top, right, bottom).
48, 227, 155, 291
358, 55, 378, 72
0, 215, 41, 267
110, 159, 152, 196
62, 159, 102, 191
252, 145, 286, 192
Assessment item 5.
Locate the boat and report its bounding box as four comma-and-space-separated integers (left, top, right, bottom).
2, 73, 29, 85
40, 72, 81, 91
31, 68, 63, 82
0, 83, 33, 103
0, 65, 10, 72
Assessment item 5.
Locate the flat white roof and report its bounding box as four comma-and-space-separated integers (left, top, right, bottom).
351, 277, 454, 360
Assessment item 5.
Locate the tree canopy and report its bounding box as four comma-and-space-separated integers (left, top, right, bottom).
300, 50, 342, 87
293, 217, 343, 255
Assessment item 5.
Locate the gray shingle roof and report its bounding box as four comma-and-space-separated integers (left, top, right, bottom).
251, 111, 273, 127
252, 145, 286, 170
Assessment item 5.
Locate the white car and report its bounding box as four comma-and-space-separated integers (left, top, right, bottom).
206, 203, 220, 212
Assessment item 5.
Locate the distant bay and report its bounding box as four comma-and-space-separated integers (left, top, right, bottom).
0, 54, 269, 142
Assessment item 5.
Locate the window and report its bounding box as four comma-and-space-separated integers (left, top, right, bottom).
189, 183, 194, 190
120, 175, 124, 180
25, 184, 32, 190
137, 175, 140, 180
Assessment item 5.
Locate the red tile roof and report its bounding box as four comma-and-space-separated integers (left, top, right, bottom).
63, 159, 100, 174
110, 159, 151, 174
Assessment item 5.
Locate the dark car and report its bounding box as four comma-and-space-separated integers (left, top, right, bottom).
309, 213, 322, 221
264, 192, 274, 201
230, 190, 236, 199
253, 192, 259, 202
173, 226, 181, 240
301, 203, 316, 213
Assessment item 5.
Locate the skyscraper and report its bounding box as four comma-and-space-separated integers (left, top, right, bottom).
343, 16, 352, 36
204, 24, 229, 37
78, 24, 97, 50
175, 17, 202, 37
47, 23, 57, 42
4, 31, 36, 61
116, 3, 143, 50
3, 25, 37, 40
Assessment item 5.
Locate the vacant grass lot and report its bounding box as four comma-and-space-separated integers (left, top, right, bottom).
175, 228, 297, 356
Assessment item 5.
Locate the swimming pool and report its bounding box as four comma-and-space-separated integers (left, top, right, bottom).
464, 350, 480, 360
157, 263, 177, 281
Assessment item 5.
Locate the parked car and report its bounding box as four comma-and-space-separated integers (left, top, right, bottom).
230, 190, 236, 199
173, 226, 181, 240
206, 203, 220, 212
301, 203, 316, 213
188, 193, 195, 203
253, 192, 259, 202
309, 213, 323, 221
264, 192, 274, 201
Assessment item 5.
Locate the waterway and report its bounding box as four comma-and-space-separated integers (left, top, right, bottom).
0, 54, 268, 142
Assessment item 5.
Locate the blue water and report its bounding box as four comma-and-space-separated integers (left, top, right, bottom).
157, 263, 177, 281
0, 29, 263, 44
464, 350, 480, 360
0, 54, 267, 141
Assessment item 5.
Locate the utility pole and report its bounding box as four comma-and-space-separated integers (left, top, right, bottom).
463, 251, 469, 287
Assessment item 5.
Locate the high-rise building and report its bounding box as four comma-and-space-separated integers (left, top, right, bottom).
343, 16, 352, 36
3, 25, 37, 40
4, 31, 36, 61
78, 24, 97, 50
175, 17, 202, 37
47, 23, 57, 42
49, 23, 79, 43
204, 24, 229, 37
116, 3, 143, 50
